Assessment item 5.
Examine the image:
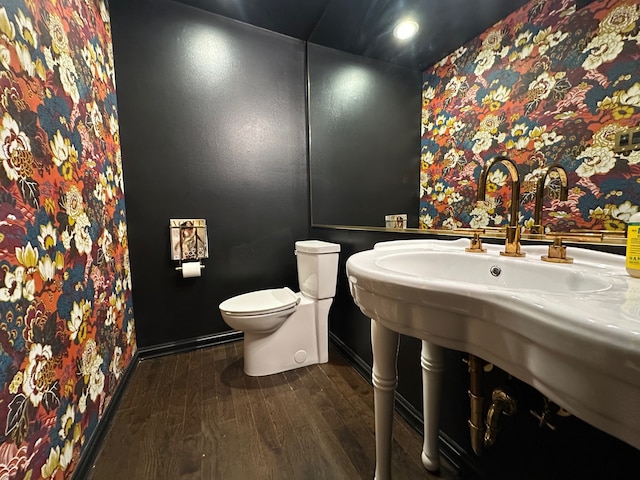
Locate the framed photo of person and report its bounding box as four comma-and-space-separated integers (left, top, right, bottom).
170, 218, 209, 261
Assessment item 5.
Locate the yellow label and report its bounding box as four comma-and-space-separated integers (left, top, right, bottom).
627, 224, 640, 270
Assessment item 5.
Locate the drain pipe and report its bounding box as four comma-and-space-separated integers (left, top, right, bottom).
467, 354, 518, 454
484, 387, 517, 447
467, 354, 485, 456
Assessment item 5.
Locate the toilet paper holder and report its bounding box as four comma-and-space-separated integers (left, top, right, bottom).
174, 264, 205, 272
170, 218, 209, 274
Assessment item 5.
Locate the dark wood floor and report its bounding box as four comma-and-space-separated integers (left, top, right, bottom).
87, 341, 459, 479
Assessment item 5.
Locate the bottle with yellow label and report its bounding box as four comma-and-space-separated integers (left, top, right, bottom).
627, 212, 640, 278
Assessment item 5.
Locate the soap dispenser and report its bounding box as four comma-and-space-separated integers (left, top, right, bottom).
627, 212, 640, 278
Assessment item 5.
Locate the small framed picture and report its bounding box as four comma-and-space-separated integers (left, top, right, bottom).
385, 214, 407, 229
170, 219, 208, 261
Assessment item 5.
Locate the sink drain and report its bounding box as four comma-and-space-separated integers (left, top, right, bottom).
490, 265, 502, 277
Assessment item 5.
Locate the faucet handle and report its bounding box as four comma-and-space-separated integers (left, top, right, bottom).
568, 229, 626, 240
453, 228, 487, 253
530, 224, 544, 235
466, 229, 487, 253
540, 232, 597, 263
540, 234, 573, 263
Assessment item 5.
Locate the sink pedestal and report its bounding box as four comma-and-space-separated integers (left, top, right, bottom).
371, 320, 443, 479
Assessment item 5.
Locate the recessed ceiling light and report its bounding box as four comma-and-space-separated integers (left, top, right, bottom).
393, 20, 419, 40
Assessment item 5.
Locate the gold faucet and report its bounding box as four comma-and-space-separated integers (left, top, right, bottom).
477, 155, 525, 257
531, 164, 568, 234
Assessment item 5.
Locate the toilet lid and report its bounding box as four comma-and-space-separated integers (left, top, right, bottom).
295, 240, 340, 254
219, 287, 300, 316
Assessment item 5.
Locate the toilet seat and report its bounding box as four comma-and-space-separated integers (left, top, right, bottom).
219, 287, 300, 316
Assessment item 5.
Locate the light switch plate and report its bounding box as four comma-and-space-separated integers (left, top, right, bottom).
614, 126, 640, 153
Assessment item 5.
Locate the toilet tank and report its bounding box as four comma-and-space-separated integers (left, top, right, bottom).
295, 240, 341, 299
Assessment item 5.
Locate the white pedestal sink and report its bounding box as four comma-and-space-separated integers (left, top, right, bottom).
346, 239, 640, 480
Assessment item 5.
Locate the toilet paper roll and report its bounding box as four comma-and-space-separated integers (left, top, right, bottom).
181, 261, 202, 278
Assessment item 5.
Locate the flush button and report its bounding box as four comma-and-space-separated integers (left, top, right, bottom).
294, 350, 307, 364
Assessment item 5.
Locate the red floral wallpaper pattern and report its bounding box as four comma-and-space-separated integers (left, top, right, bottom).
420, 0, 640, 233
0, 0, 136, 478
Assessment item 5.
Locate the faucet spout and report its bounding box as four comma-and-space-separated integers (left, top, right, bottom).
477, 155, 525, 257
532, 164, 568, 234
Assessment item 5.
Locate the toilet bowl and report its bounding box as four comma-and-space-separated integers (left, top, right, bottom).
219, 240, 340, 376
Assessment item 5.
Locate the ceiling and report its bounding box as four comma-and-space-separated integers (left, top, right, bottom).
174, 0, 534, 71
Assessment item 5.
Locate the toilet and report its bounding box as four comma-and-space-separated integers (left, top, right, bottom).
219, 240, 341, 376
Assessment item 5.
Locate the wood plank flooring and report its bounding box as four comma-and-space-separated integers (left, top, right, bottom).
87, 341, 459, 479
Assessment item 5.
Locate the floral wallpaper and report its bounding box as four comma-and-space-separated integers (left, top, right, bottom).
420, 0, 640, 233
0, 0, 135, 478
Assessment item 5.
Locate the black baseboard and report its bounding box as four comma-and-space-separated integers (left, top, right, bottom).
72, 350, 139, 480
137, 330, 243, 359
329, 332, 372, 382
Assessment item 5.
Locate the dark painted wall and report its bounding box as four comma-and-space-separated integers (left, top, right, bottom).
110, 0, 309, 348
308, 44, 422, 227
313, 226, 640, 479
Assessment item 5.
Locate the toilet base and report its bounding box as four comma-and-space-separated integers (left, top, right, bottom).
242, 298, 331, 376
244, 334, 321, 376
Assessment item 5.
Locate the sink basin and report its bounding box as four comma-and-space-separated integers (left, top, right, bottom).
374, 250, 611, 293
346, 238, 640, 469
